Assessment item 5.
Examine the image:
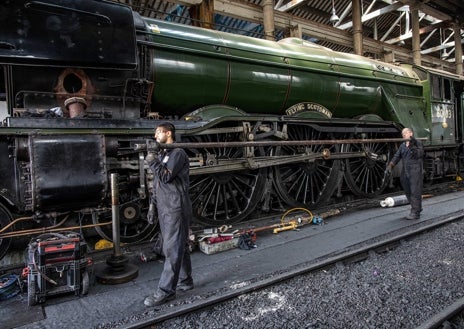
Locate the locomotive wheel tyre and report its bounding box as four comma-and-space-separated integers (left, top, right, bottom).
81, 271, 89, 296
0, 203, 13, 260
28, 279, 37, 306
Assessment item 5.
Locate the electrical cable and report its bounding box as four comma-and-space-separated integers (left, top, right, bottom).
0, 273, 20, 300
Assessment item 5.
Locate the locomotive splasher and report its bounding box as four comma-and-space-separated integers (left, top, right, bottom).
0, 0, 463, 259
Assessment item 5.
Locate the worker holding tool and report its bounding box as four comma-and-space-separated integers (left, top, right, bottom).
386, 127, 424, 220
144, 122, 194, 307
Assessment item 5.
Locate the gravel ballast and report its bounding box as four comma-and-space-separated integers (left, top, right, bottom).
153, 220, 464, 329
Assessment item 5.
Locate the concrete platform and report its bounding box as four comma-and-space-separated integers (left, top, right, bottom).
2, 190, 464, 329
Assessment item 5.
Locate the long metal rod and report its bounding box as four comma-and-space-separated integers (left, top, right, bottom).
111, 173, 121, 257
137, 137, 421, 151
189, 151, 366, 175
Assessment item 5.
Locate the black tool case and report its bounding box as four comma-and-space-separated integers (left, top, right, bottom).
26, 232, 90, 306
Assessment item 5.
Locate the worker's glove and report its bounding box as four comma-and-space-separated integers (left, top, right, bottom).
385, 163, 393, 175
144, 152, 157, 166
147, 203, 155, 224
408, 136, 417, 148
145, 150, 163, 169
144, 140, 161, 164
151, 141, 161, 153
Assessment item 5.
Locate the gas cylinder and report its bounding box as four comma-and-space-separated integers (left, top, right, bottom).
380, 195, 409, 207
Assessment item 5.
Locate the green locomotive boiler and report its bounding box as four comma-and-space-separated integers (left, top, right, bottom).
0, 0, 463, 258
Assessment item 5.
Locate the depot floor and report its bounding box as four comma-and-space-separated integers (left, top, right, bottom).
2, 190, 464, 329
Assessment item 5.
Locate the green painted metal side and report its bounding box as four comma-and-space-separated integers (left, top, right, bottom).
425, 71, 457, 146
381, 84, 428, 139
141, 19, 422, 123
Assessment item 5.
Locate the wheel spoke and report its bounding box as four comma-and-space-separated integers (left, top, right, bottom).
274, 124, 341, 208
344, 133, 394, 197
93, 197, 156, 243
228, 181, 242, 211
184, 128, 266, 225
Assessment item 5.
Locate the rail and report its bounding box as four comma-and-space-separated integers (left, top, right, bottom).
417, 297, 464, 329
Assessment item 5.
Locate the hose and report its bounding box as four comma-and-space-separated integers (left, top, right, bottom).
280, 207, 314, 225
0, 273, 20, 300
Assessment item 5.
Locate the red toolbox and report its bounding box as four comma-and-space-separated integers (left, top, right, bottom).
25, 232, 90, 306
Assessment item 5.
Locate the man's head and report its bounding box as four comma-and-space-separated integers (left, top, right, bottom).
402, 127, 414, 139
155, 122, 176, 144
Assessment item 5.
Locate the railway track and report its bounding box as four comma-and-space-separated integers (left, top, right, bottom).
418, 298, 464, 329
113, 207, 464, 329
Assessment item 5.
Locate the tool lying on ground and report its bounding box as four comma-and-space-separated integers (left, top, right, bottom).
246, 208, 340, 235
379, 194, 433, 207
196, 208, 341, 254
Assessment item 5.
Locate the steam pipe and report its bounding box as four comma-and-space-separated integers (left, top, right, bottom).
0, 221, 112, 239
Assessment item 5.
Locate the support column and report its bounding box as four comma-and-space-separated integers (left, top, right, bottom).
454, 25, 463, 75
411, 7, 421, 66
382, 51, 395, 63
262, 0, 275, 41
284, 24, 302, 39
352, 0, 363, 55
189, 0, 214, 29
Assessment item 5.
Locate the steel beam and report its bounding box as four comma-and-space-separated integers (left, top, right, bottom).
213, 0, 455, 71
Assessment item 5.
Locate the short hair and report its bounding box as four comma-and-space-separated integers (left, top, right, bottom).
156, 122, 176, 140
402, 127, 413, 134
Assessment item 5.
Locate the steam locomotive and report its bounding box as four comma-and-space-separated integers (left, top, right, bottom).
1, 0, 463, 259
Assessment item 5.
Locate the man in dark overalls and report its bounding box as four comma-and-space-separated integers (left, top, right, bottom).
386, 127, 424, 220
144, 122, 193, 307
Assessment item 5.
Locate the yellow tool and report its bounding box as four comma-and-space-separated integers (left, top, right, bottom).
273, 221, 298, 234
272, 207, 314, 234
